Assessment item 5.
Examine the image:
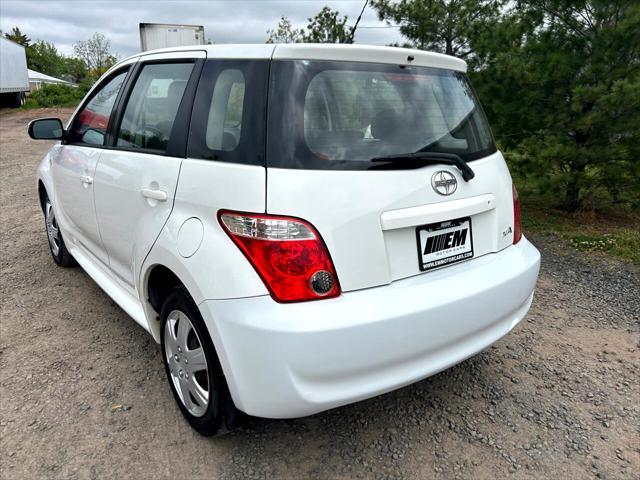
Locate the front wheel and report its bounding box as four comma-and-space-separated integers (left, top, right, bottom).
160, 289, 224, 436
43, 194, 76, 267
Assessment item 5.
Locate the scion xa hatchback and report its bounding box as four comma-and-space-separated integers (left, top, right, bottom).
29, 44, 540, 436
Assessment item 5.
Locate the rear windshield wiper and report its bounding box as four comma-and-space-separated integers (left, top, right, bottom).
370, 152, 475, 182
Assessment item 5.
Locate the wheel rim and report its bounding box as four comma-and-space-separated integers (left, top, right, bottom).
164, 310, 210, 417
44, 200, 60, 257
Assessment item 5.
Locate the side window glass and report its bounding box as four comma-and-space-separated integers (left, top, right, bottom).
72, 70, 127, 145
116, 62, 194, 152
188, 60, 267, 166
205, 69, 245, 151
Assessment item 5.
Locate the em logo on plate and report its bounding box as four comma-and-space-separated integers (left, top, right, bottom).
431, 170, 457, 196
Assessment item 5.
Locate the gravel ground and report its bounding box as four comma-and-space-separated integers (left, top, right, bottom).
1, 108, 638, 479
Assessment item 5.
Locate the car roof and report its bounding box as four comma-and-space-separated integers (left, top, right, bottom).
119, 44, 467, 72
273, 44, 466, 72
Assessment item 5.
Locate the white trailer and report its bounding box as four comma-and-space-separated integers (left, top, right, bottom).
0, 37, 29, 107
139, 23, 205, 52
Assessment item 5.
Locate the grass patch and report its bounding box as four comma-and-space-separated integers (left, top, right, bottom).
567, 232, 639, 262
522, 197, 639, 264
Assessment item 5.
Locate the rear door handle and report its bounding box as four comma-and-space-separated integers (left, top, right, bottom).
140, 188, 168, 202
80, 174, 93, 184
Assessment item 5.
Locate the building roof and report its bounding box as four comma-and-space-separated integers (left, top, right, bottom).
27, 69, 72, 85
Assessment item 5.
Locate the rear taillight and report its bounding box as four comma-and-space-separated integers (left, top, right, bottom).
512, 184, 522, 244
218, 210, 341, 303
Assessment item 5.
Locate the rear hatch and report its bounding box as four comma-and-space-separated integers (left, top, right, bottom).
265, 53, 516, 292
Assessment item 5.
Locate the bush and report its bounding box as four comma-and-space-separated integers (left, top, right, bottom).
23, 83, 89, 108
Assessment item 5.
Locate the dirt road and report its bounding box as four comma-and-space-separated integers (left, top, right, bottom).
1, 108, 638, 479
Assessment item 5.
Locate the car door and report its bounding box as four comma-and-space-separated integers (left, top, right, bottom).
52, 67, 131, 265
93, 52, 204, 290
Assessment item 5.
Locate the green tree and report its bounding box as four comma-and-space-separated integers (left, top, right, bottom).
475, 1, 640, 210
63, 56, 89, 84
303, 6, 350, 43
26, 40, 65, 77
266, 16, 304, 43
371, 0, 503, 58
4, 26, 30, 46
374, 0, 639, 210
73, 33, 117, 76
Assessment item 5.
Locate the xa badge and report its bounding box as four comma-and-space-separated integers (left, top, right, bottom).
431, 171, 457, 196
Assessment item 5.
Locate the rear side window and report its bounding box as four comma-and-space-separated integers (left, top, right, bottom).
205, 69, 245, 151
268, 61, 497, 170
188, 60, 268, 165
71, 69, 128, 145
116, 62, 194, 153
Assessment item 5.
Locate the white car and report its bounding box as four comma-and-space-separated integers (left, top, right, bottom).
29, 44, 540, 436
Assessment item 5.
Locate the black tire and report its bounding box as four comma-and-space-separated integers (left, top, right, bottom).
8, 91, 25, 108
160, 288, 225, 436
42, 193, 76, 267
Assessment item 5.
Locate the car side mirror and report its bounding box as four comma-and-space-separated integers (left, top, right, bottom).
28, 118, 65, 140
81, 128, 105, 146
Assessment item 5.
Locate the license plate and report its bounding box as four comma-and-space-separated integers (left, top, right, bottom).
416, 217, 474, 271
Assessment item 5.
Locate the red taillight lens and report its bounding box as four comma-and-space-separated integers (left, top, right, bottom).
512, 184, 522, 244
218, 210, 341, 303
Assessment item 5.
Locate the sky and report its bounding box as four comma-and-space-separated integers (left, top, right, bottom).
0, 0, 405, 58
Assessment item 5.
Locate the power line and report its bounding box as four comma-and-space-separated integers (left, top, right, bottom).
347, 25, 402, 28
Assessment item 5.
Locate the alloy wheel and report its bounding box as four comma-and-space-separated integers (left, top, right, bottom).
164, 310, 210, 417
44, 199, 60, 257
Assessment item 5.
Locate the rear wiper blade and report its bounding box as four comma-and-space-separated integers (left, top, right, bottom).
371, 152, 475, 182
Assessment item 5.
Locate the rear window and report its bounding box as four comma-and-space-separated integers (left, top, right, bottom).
267, 60, 496, 170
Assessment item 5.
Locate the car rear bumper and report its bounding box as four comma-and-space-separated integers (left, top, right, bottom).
200, 236, 540, 418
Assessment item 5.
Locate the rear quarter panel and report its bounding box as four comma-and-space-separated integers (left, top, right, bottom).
140, 158, 268, 312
